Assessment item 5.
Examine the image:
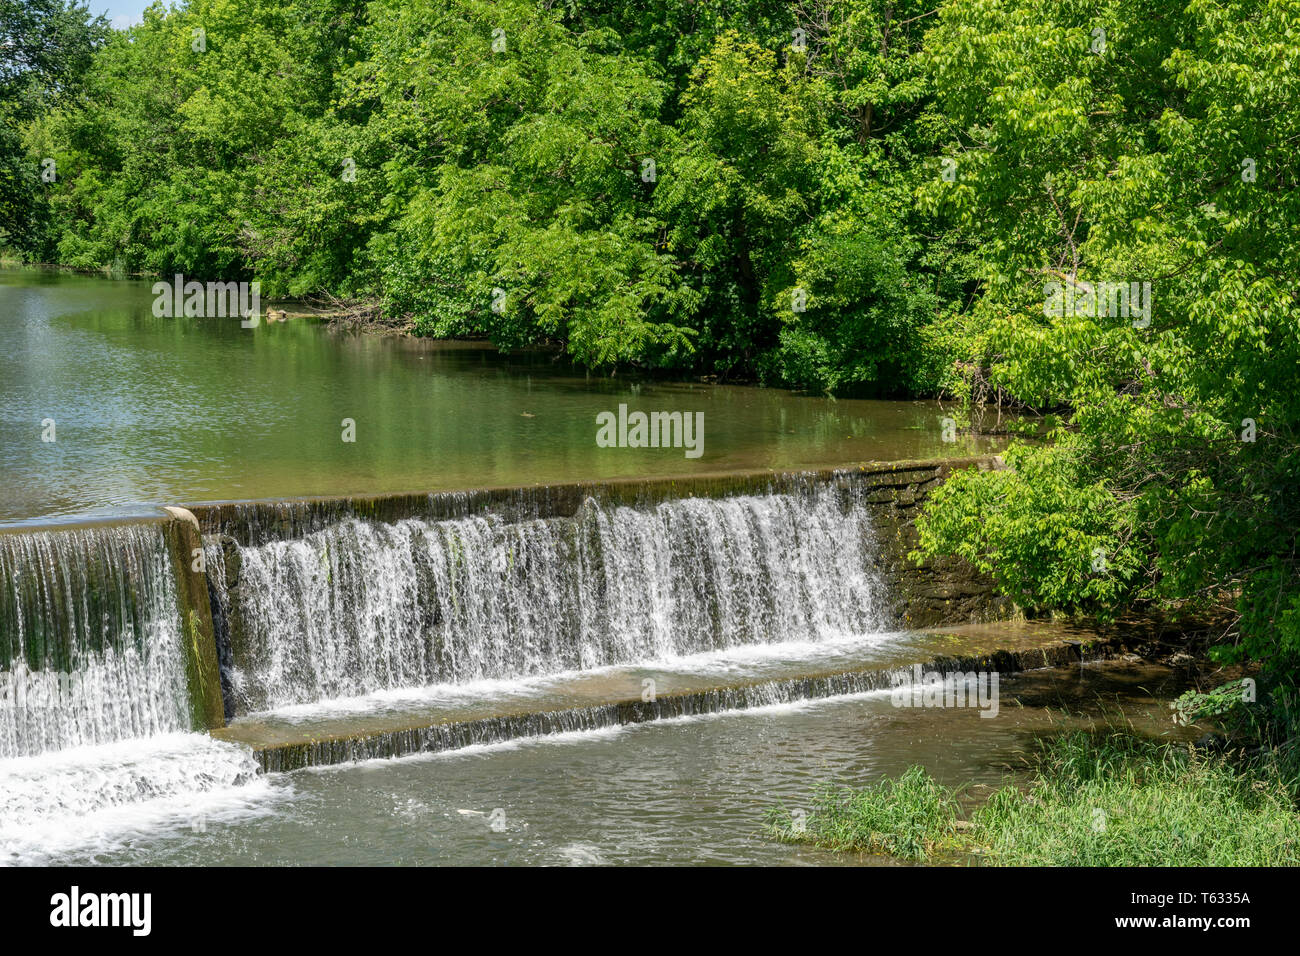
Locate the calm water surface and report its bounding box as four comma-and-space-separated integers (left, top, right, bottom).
0, 268, 1000, 524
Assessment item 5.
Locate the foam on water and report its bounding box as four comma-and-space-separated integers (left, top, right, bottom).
0, 732, 274, 865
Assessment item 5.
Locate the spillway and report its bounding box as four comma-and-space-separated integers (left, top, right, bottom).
1, 461, 1054, 862
206, 485, 883, 714
0, 522, 193, 758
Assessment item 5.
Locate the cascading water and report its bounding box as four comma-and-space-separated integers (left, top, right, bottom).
1, 482, 905, 861
0, 523, 192, 757
209, 485, 885, 713
0, 521, 262, 865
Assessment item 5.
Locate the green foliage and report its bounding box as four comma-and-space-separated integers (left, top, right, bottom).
0, 0, 108, 253
774, 732, 1300, 865
651, 5, 956, 389
654, 32, 822, 375
912, 0, 1300, 677
23, 0, 960, 387
1175, 679, 1300, 788
17, 0, 1300, 685
916, 443, 1143, 617
357, 0, 695, 367
43, 0, 370, 285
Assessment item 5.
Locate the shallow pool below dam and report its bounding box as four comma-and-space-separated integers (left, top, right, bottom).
2, 656, 1196, 866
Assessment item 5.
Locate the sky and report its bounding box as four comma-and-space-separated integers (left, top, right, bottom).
92, 1, 153, 31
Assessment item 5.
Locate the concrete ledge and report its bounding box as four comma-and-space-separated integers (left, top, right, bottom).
218, 630, 1120, 773
163, 514, 225, 731
184, 457, 1001, 545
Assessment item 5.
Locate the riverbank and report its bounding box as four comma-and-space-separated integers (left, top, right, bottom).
767, 727, 1300, 866
765, 628, 1300, 866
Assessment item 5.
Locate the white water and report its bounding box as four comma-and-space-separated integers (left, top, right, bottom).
237, 629, 905, 725
0, 524, 192, 758
1, 487, 890, 860
0, 523, 251, 864
0, 734, 272, 865
212, 488, 884, 712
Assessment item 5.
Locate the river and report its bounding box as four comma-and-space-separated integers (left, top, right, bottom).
0, 267, 997, 525
0, 267, 1188, 868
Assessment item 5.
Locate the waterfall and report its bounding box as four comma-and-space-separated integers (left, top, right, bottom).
209, 485, 884, 713
0, 522, 192, 758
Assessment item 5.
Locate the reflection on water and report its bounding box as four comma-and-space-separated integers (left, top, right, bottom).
0, 268, 1001, 523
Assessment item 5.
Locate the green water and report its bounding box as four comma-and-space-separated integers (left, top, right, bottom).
0, 267, 1000, 524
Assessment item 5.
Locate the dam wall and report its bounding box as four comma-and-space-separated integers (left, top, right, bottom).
0, 457, 1008, 744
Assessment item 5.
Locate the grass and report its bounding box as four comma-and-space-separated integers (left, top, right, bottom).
767, 730, 1300, 865
768, 766, 962, 861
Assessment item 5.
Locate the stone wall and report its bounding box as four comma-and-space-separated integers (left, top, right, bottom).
839, 456, 1014, 628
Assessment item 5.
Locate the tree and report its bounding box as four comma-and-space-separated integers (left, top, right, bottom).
0, 0, 107, 253
915, 0, 1300, 674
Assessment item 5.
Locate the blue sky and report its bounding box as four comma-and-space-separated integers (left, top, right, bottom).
92, 0, 155, 30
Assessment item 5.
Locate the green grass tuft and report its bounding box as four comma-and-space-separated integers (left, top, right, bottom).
974, 731, 1300, 866
766, 765, 961, 861
770, 731, 1300, 865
